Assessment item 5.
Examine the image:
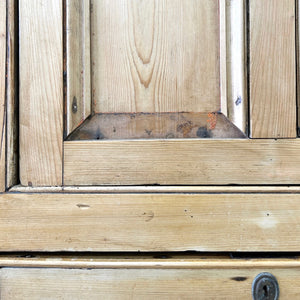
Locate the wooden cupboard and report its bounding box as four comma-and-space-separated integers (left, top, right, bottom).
2, 0, 300, 298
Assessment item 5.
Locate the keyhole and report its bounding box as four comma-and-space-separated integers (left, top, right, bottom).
252, 273, 279, 300
263, 285, 269, 297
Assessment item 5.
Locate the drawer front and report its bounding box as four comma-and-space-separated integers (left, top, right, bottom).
0, 256, 300, 299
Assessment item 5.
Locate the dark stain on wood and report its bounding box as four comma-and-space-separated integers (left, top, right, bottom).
66, 112, 246, 141
231, 277, 248, 282
196, 127, 212, 138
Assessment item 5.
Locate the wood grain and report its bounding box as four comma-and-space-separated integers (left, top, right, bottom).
65, 139, 300, 185
0, 0, 6, 192
10, 185, 300, 194
1, 193, 300, 251
6, 0, 18, 189
2, 267, 300, 299
250, 0, 297, 138
66, 112, 245, 140
226, 0, 247, 134
91, 0, 220, 113
66, 0, 91, 135
19, 0, 63, 186
1, 254, 300, 269
298, 0, 300, 136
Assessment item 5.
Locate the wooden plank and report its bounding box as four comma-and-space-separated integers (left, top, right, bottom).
1, 254, 300, 269
2, 193, 300, 251
66, 0, 91, 135
65, 139, 300, 185
297, 0, 300, 136
226, 0, 247, 133
219, 0, 227, 116
19, 0, 63, 186
91, 0, 220, 113
10, 185, 300, 194
2, 266, 300, 299
0, 0, 6, 192
0, 260, 299, 299
6, 0, 18, 189
250, 0, 297, 138
66, 112, 245, 140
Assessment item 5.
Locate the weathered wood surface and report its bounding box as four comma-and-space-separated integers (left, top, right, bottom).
91, 0, 220, 113
250, 0, 296, 138
65, 139, 300, 185
226, 0, 247, 133
0, 1, 6, 192
2, 266, 300, 299
67, 112, 245, 140
6, 0, 18, 189
1, 193, 300, 251
1, 254, 300, 269
10, 185, 300, 194
66, 0, 91, 135
19, 0, 63, 186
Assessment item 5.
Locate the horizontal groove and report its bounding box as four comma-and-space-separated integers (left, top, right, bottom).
0, 253, 300, 269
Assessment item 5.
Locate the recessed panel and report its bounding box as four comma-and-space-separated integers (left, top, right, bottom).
91, 0, 220, 113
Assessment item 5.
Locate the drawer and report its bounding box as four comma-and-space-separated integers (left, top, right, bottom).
0, 254, 299, 299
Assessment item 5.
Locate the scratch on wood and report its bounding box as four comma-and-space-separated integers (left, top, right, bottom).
142, 211, 154, 222
76, 204, 91, 210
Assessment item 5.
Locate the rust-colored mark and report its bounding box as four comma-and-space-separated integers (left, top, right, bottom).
207, 113, 217, 130
177, 121, 194, 138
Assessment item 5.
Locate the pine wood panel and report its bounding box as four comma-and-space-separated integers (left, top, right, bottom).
19, 0, 63, 186
3, 267, 300, 299
1, 193, 300, 251
0, 1, 6, 192
66, 0, 91, 135
66, 112, 245, 140
6, 0, 18, 189
250, 0, 297, 138
10, 185, 300, 194
298, 0, 300, 136
65, 139, 300, 185
91, 0, 220, 113
226, 0, 247, 133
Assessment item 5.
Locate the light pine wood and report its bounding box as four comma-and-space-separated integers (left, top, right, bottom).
91, 0, 220, 113
10, 185, 300, 194
66, 113, 245, 140
298, 0, 300, 136
65, 139, 300, 185
6, 0, 18, 189
19, 0, 63, 186
226, 0, 247, 133
250, 0, 297, 138
0, 1, 6, 192
219, 0, 227, 116
66, 0, 91, 135
2, 254, 300, 269
2, 265, 300, 299
2, 193, 300, 251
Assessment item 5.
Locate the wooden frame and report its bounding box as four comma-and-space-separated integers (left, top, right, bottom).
63, 0, 250, 186
0, 191, 300, 251
1, 0, 300, 253
66, 0, 248, 137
